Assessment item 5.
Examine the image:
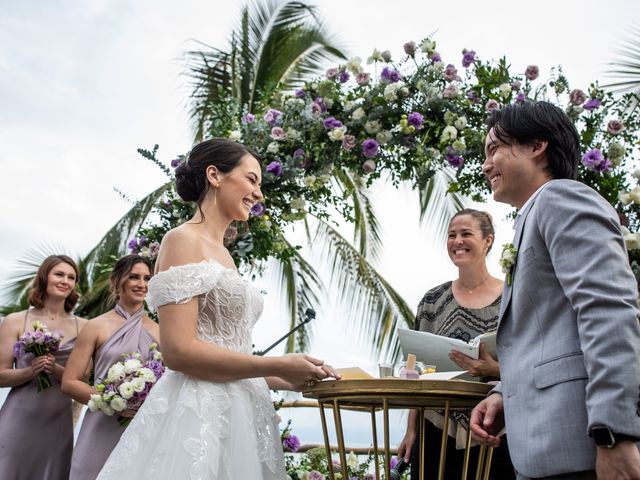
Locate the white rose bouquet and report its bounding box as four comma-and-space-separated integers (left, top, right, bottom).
88, 343, 165, 426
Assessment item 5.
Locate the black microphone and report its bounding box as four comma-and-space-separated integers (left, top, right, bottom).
255, 308, 315, 356
390, 458, 410, 480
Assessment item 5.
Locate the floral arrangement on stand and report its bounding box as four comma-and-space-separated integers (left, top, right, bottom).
129, 36, 640, 283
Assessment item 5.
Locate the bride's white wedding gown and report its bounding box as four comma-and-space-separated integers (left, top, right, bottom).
97, 260, 286, 480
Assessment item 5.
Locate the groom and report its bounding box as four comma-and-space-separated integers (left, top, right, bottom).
470, 101, 640, 479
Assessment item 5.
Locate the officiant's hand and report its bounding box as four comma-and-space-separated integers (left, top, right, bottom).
470, 393, 504, 448
449, 343, 499, 377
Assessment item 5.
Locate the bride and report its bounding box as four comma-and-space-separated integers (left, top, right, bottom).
97, 138, 339, 480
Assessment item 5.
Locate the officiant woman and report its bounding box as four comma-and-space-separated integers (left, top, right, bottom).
396, 209, 514, 479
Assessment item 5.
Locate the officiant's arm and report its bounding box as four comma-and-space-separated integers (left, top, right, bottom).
449, 343, 499, 378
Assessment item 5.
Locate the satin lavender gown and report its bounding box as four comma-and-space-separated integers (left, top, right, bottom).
70, 305, 157, 480
0, 309, 78, 480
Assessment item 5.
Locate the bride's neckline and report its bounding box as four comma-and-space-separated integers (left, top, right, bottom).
155, 258, 239, 276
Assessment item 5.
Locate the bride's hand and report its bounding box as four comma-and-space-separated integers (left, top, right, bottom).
278, 353, 332, 389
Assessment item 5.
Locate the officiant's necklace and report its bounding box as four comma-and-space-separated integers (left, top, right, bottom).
457, 274, 490, 294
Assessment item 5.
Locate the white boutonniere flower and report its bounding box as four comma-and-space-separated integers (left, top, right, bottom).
500, 243, 517, 286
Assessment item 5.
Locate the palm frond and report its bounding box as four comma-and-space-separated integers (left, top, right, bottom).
418, 169, 468, 243
266, 238, 323, 352
604, 23, 640, 93
312, 220, 414, 362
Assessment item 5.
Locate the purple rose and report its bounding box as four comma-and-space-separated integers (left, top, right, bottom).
282, 433, 301, 452
266, 161, 283, 177
446, 147, 465, 168
325, 67, 338, 80
308, 471, 325, 480
569, 89, 587, 105
312, 97, 327, 114
583, 98, 601, 111
338, 70, 350, 83
362, 139, 380, 158
431, 53, 442, 62
263, 109, 282, 126
342, 134, 356, 151
323, 116, 343, 130
270, 127, 286, 140
355, 72, 371, 86
128, 238, 139, 252
515, 92, 526, 103
525, 65, 539, 81
242, 113, 255, 124
380, 66, 401, 83
607, 119, 624, 135
250, 202, 266, 217
407, 112, 424, 130
512, 80, 522, 90
485, 99, 500, 112
462, 49, 476, 68
403, 41, 416, 56
170, 158, 180, 168
293, 148, 307, 168
581, 149, 611, 173
466, 90, 480, 104
294, 88, 305, 98
444, 64, 461, 81
138, 235, 148, 247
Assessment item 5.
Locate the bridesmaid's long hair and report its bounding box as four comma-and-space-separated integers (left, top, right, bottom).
28, 255, 80, 313
109, 255, 153, 306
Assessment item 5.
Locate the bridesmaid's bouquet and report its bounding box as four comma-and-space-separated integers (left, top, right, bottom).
13, 320, 63, 392
88, 343, 165, 426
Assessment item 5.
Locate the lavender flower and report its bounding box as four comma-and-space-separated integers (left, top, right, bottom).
342, 134, 356, 151
462, 49, 476, 68
263, 109, 282, 126
338, 70, 350, 83
515, 92, 526, 103
444, 64, 461, 82
569, 89, 587, 105
582, 149, 612, 172
293, 148, 306, 160
242, 113, 255, 124
607, 119, 624, 135
485, 99, 500, 112
431, 53, 442, 62
294, 89, 306, 98
282, 433, 301, 452
356, 72, 371, 86
407, 112, 424, 130
512, 80, 522, 90
250, 202, 266, 217
308, 471, 325, 480
466, 90, 480, 104
446, 147, 465, 168
362, 139, 380, 158
323, 117, 343, 130
325, 67, 338, 80
583, 98, 601, 111
312, 97, 327, 114
128, 238, 139, 252
170, 158, 180, 168
525, 65, 539, 80
380, 66, 401, 83
270, 127, 286, 140
266, 161, 283, 177
403, 41, 416, 56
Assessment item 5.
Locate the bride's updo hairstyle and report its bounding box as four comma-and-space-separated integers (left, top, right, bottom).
175, 138, 260, 219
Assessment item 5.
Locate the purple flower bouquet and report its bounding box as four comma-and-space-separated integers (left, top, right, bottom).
88, 343, 165, 427
13, 320, 63, 392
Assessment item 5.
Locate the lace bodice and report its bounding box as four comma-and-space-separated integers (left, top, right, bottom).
147, 260, 264, 353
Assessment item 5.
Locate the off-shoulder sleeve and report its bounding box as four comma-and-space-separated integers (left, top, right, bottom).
146, 261, 224, 311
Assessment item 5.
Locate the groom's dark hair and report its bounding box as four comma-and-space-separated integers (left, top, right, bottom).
487, 101, 580, 180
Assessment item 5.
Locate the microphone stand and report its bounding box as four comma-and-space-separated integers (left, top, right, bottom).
255, 308, 316, 356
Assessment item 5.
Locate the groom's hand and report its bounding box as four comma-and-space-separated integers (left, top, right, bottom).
470, 393, 504, 448
596, 441, 640, 480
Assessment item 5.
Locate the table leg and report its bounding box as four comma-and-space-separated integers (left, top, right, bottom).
319, 401, 335, 480
332, 399, 349, 480
461, 420, 473, 480
419, 408, 426, 480
370, 408, 380, 480
475, 444, 487, 480
438, 401, 451, 480
482, 447, 494, 480
383, 398, 390, 480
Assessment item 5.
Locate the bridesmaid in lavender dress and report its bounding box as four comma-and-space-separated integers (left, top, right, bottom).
0, 255, 88, 479
62, 254, 159, 480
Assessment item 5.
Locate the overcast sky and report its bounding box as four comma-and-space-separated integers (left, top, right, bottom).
1, 0, 638, 368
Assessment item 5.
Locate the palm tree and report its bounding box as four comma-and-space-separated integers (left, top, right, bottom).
604, 23, 640, 94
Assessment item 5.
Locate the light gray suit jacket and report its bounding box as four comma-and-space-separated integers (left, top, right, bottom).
494, 179, 640, 477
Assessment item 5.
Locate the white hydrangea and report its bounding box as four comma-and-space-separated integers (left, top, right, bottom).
267, 142, 279, 154
499, 83, 512, 97
440, 126, 458, 142
228, 130, 242, 141
376, 130, 393, 144
383, 83, 401, 102
352, 107, 366, 121
364, 120, 382, 134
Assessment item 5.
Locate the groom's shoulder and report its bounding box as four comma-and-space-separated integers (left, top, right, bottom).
539, 179, 608, 207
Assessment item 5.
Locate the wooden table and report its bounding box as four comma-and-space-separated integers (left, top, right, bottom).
303, 378, 494, 480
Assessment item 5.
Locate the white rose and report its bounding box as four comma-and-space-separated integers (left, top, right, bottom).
291, 197, 306, 211
619, 191, 633, 206
118, 382, 135, 400
440, 126, 458, 142
153, 351, 163, 361
399, 87, 410, 97
328, 126, 347, 141
88, 394, 103, 413
131, 377, 147, 393
630, 187, 640, 204
124, 358, 142, 374
622, 227, 640, 251
106, 363, 126, 383
303, 175, 316, 187
499, 82, 512, 97
452, 140, 466, 151
422, 39, 436, 52
383, 83, 400, 102
502, 249, 517, 263
228, 130, 242, 141
267, 142, 279, 154
364, 120, 382, 134
454, 116, 467, 130
346, 56, 363, 74
376, 130, 393, 144
137, 367, 156, 383
102, 405, 115, 417
318, 174, 331, 184
324, 98, 334, 108
352, 107, 366, 121
286, 128, 301, 140
347, 451, 359, 469
110, 395, 127, 412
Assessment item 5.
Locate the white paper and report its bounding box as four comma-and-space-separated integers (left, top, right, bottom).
397, 328, 497, 372
419, 370, 467, 380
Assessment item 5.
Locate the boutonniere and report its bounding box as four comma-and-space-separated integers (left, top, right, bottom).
499, 243, 517, 286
